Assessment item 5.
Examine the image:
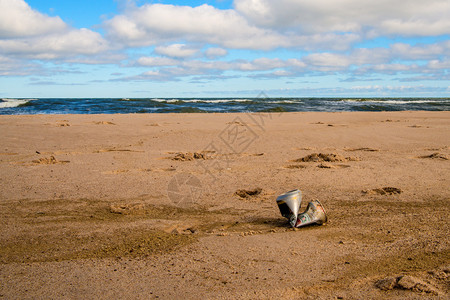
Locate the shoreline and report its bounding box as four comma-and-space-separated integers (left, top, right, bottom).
1, 109, 449, 115
1, 111, 449, 298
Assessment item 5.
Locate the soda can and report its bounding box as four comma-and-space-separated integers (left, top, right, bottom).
294, 200, 327, 228
276, 189, 302, 227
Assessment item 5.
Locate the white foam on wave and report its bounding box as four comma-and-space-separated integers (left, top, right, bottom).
150, 98, 166, 102
185, 99, 252, 103
151, 98, 182, 103
167, 99, 183, 103
151, 98, 252, 104
341, 99, 446, 104
150, 98, 302, 104
0, 98, 35, 108
266, 100, 302, 104
380, 100, 445, 104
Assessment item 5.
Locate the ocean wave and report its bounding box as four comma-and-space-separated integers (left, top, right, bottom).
0, 98, 447, 114
378, 100, 447, 105
352, 104, 400, 112
150, 98, 184, 104
0, 98, 36, 108
151, 98, 252, 104
157, 107, 208, 113
187, 99, 252, 103
149, 98, 300, 105
266, 100, 302, 104
258, 106, 287, 113
339, 98, 448, 105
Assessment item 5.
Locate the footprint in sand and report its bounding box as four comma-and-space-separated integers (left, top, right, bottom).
418, 153, 448, 160
250, 153, 265, 157
425, 146, 449, 151
284, 164, 307, 169
170, 152, 210, 161
93, 121, 116, 125
293, 153, 360, 163
102, 168, 161, 175
141, 167, 176, 172
235, 188, 262, 198
226, 121, 248, 126
109, 203, 145, 214
375, 275, 439, 295
285, 152, 359, 169
317, 163, 350, 169
345, 147, 379, 152
381, 119, 401, 123
0, 152, 18, 156
32, 156, 70, 165
362, 187, 402, 195
95, 148, 144, 153
294, 147, 314, 151
102, 169, 129, 175
56, 121, 70, 127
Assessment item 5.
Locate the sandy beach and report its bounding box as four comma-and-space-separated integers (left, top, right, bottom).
0, 111, 449, 299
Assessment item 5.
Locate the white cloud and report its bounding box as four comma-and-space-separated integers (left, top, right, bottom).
105, 15, 146, 41
186, 57, 296, 73
0, 29, 109, 59
129, 38, 448, 81
249, 69, 295, 79
64, 53, 128, 65
234, 0, 450, 36
154, 44, 199, 58
303, 53, 351, 71
286, 58, 307, 69
237, 57, 285, 71
380, 18, 450, 37
105, 4, 290, 50
349, 85, 430, 93
391, 41, 450, 60
137, 56, 179, 67
104, 3, 365, 51
182, 60, 232, 71
0, 0, 109, 60
292, 41, 449, 74
210, 85, 448, 97
204, 47, 228, 58
0, 55, 37, 76
0, 0, 66, 38
427, 58, 450, 70
372, 63, 418, 72
125, 57, 295, 81
296, 33, 361, 51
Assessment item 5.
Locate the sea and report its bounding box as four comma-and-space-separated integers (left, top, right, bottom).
0, 97, 449, 115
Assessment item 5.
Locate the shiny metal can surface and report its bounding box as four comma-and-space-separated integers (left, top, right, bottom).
276, 189, 302, 227
294, 199, 328, 228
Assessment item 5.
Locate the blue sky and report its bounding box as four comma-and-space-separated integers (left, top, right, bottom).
0, 0, 449, 98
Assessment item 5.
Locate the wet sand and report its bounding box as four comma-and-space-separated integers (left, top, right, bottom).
0, 112, 449, 299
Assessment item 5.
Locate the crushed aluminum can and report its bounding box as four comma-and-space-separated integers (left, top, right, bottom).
276, 189, 302, 227
293, 199, 327, 228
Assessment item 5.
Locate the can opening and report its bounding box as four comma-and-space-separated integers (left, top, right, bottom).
277, 201, 293, 219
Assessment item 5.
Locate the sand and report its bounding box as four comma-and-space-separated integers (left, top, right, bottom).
0, 111, 449, 299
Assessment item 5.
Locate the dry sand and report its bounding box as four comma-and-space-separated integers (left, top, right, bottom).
0, 111, 449, 299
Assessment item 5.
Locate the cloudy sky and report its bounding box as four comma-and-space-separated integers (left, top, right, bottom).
0, 0, 449, 98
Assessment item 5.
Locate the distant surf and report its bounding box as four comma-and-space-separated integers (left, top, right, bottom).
0, 98, 37, 109
0, 97, 449, 115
